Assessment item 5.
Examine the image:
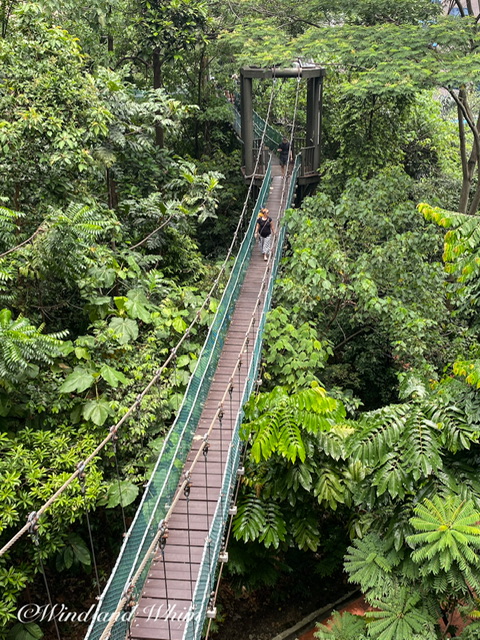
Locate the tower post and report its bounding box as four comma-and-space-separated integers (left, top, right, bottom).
240, 71, 254, 176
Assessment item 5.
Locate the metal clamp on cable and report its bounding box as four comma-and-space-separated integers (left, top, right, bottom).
158, 521, 169, 551
203, 440, 210, 458
110, 425, 119, 444
183, 471, 192, 499
135, 394, 142, 419
27, 512, 39, 546
122, 585, 136, 614
77, 461, 87, 495
206, 591, 217, 619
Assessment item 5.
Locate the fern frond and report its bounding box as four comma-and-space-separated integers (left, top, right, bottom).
407, 495, 480, 583
347, 404, 405, 466
345, 533, 399, 596
367, 586, 437, 640
403, 406, 442, 480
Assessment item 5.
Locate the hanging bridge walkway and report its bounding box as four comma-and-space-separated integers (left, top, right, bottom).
0, 64, 324, 640
129, 167, 289, 640
84, 154, 301, 640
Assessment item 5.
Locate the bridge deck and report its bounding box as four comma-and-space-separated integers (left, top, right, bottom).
130, 175, 287, 640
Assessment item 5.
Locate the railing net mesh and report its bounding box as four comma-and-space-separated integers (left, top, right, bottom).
85, 163, 273, 640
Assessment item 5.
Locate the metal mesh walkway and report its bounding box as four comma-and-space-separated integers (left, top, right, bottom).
85, 157, 300, 640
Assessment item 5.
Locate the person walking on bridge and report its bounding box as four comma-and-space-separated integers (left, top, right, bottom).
278, 137, 292, 176
255, 208, 275, 261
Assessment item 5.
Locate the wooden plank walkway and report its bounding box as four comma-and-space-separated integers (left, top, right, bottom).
130, 171, 288, 640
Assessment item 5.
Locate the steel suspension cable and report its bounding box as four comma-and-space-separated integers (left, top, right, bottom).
76, 70, 284, 640
0, 70, 281, 561
203, 67, 305, 637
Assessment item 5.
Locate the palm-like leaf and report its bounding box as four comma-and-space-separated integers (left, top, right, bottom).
407, 495, 480, 589
367, 587, 437, 640
243, 384, 345, 463
0, 309, 66, 384
344, 533, 400, 597
314, 611, 367, 640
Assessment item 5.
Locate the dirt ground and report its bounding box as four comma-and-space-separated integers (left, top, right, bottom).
209, 574, 350, 640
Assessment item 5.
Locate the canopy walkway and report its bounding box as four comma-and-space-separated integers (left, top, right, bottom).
84, 154, 301, 640
0, 65, 318, 640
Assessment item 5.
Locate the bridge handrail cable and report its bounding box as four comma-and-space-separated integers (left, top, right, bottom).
0, 72, 283, 563
87, 71, 281, 640
198, 68, 304, 640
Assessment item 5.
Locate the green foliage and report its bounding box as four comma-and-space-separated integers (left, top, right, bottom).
0, 309, 66, 386
241, 383, 345, 464
55, 532, 91, 571
7, 624, 43, 640
407, 495, 480, 591
314, 611, 367, 640
137, 0, 210, 63
263, 306, 332, 389
0, 3, 111, 210
366, 588, 437, 640
420, 202, 480, 310
233, 493, 287, 548
103, 480, 139, 508
344, 533, 400, 597
270, 170, 455, 407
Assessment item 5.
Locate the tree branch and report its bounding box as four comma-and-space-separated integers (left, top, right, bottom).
334, 326, 371, 352
128, 216, 173, 251
0, 225, 44, 259
447, 88, 480, 213
452, 0, 466, 17
114, 55, 150, 71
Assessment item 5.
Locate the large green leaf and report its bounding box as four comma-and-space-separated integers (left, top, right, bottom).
99, 364, 128, 388
124, 289, 152, 323
109, 317, 139, 344
59, 366, 94, 393
82, 398, 111, 426
68, 533, 91, 566
8, 624, 43, 640
105, 480, 139, 508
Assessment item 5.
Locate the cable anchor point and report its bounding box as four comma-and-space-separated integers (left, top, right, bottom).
27, 512, 39, 546
77, 460, 87, 495
158, 521, 169, 551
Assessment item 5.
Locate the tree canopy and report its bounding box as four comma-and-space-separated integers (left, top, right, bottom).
3, 0, 480, 638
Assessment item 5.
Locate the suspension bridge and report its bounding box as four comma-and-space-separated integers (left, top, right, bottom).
0, 64, 324, 640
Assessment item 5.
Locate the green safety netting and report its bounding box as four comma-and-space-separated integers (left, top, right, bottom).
183, 156, 301, 640
231, 104, 283, 151
84, 162, 273, 640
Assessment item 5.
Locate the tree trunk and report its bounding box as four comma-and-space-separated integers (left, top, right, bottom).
1, 0, 16, 38
106, 168, 118, 210
458, 100, 471, 213
194, 47, 209, 158
153, 48, 164, 148
449, 88, 480, 213
13, 182, 20, 211
107, 3, 114, 54
452, 0, 466, 16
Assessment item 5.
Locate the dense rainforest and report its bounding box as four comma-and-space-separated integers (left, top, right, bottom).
2, 1, 480, 639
